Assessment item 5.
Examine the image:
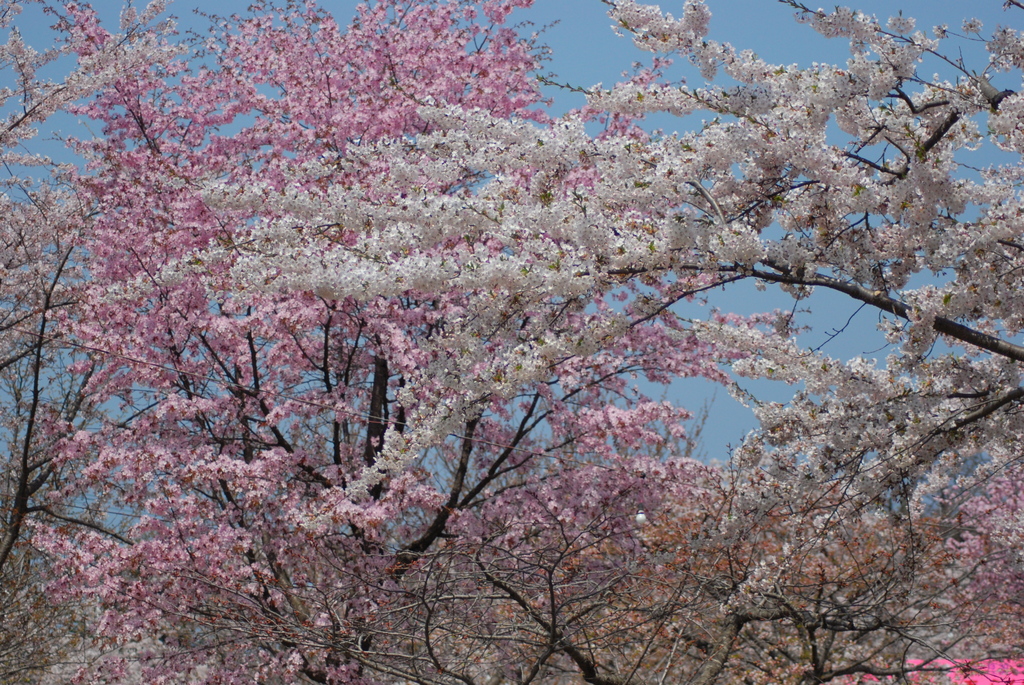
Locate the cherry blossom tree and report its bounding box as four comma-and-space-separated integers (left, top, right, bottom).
0, 183, 98, 684
639, 467, 1002, 685
18, 0, 1024, 682
0, 0, 179, 680
945, 468, 1024, 669
32, 1, 747, 682
358, 459, 1004, 685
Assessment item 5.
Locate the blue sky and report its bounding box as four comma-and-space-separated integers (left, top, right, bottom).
11, 0, 1022, 458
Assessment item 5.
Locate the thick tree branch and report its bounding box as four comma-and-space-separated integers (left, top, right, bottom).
753, 262, 1024, 363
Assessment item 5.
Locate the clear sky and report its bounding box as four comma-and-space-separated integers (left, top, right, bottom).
10, 0, 1021, 458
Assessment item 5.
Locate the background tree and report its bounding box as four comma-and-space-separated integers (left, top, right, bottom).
0, 1, 174, 679
638, 468, 999, 685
